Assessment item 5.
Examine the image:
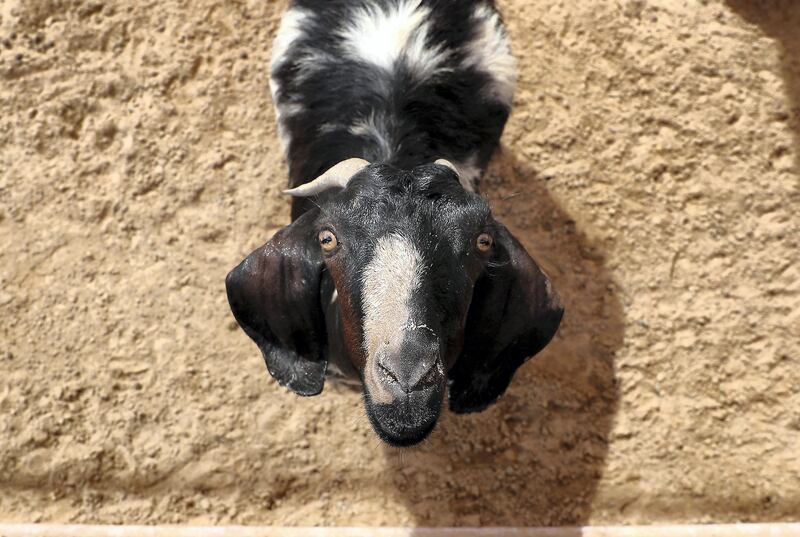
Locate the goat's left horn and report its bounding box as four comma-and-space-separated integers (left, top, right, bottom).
284, 158, 371, 197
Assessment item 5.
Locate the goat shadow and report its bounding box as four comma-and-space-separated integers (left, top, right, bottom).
725, 1, 800, 171
380, 148, 624, 528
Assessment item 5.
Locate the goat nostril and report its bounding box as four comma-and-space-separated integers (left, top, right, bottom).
378, 362, 399, 384
414, 360, 443, 391
376, 355, 442, 393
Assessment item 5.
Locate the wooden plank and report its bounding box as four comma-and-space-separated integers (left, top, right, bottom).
0, 524, 799, 537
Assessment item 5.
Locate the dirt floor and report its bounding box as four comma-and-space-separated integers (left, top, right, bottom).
0, 0, 798, 527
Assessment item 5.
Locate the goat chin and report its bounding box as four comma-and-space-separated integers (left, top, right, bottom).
364, 386, 445, 448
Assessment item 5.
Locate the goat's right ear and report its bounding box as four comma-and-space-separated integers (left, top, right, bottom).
225, 210, 327, 396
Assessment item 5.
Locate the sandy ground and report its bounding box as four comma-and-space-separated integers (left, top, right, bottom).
0, 0, 798, 527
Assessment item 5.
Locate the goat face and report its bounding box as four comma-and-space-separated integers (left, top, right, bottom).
321, 165, 489, 446
226, 161, 563, 447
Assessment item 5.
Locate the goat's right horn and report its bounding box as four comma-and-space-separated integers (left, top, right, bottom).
284, 158, 370, 197
434, 159, 459, 175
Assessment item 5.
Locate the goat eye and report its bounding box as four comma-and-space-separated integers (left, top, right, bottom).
319, 230, 338, 252
476, 233, 493, 253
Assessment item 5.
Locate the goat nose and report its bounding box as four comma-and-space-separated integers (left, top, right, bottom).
378, 357, 443, 393
378, 358, 444, 393
376, 335, 443, 394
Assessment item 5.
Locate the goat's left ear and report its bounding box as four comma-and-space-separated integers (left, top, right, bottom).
448, 226, 564, 413
225, 210, 327, 396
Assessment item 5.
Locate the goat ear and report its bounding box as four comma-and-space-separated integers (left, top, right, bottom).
448, 226, 564, 413
225, 210, 327, 396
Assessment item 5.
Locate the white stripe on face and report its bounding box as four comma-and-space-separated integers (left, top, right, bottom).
362, 234, 425, 403
362, 234, 425, 346
361, 234, 425, 358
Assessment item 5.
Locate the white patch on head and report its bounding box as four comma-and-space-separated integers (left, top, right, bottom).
362, 234, 425, 403
338, 0, 451, 78
362, 234, 424, 356
463, 4, 517, 106
349, 112, 394, 161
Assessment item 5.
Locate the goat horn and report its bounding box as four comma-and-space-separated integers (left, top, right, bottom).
434, 159, 459, 175
435, 158, 478, 192
284, 158, 371, 197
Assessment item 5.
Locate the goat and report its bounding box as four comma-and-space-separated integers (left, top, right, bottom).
226, 0, 564, 447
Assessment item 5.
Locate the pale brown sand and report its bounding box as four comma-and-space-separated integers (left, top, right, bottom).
0, 0, 798, 526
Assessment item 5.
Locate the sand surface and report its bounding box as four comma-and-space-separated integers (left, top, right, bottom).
1, 0, 798, 527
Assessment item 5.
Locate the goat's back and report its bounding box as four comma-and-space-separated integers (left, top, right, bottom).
270, 0, 516, 206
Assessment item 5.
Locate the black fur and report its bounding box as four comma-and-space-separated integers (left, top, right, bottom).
227, 0, 564, 447
226, 211, 328, 396
271, 0, 511, 219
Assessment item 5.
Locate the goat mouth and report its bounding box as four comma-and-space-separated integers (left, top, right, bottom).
365, 406, 439, 447
364, 389, 443, 447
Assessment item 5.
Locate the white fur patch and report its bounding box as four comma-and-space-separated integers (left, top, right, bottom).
338, 0, 450, 78
270, 8, 309, 78
270, 8, 311, 154
463, 4, 517, 106
361, 234, 425, 403
273, 103, 304, 155
317, 122, 341, 135
361, 234, 425, 358
349, 112, 394, 161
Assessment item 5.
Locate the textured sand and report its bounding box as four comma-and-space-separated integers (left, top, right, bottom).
0, 0, 798, 527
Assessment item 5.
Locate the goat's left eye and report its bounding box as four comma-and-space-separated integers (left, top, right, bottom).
476, 233, 493, 253
319, 230, 338, 252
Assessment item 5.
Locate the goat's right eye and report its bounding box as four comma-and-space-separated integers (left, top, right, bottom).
319, 230, 338, 252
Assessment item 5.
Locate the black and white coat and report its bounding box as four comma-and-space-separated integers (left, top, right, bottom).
226, 0, 562, 447
270, 0, 516, 217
